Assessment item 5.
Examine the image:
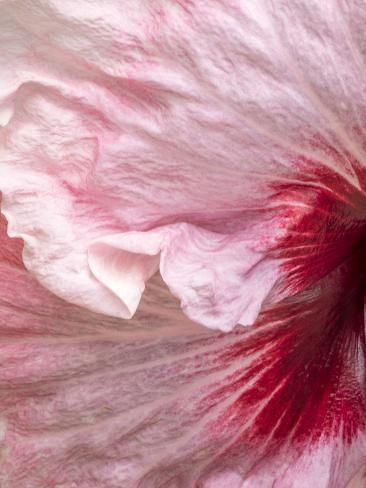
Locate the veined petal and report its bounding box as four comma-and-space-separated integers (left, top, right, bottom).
2, 2, 366, 486
2, 1, 366, 328
0, 214, 365, 487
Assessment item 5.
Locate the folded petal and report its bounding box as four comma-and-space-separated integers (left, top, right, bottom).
2, 1, 366, 329
2, 2, 366, 484
0, 213, 365, 488
88, 225, 279, 331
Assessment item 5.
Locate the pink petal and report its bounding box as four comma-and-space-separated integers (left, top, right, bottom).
2, 1, 366, 486
88, 225, 279, 331
0, 213, 365, 487
3, 1, 366, 329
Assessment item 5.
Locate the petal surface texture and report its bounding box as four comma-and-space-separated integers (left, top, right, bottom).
2, 1, 366, 487
4, 0, 366, 329
0, 210, 366, 487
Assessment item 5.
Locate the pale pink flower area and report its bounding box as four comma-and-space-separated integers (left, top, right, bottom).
1, 0, 366, 486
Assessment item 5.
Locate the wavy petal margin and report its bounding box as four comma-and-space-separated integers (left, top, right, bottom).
2, 1, 366, 487
0, 209, 365, 487
3, 0, 366, 329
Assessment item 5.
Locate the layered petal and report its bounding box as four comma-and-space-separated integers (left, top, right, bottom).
88, 225, 279, 331
2, 1, 366, 329
2, 1, 366, 486
0, 212, 365, 487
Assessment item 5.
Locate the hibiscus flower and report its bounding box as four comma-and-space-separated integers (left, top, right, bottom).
0, 1, 366, 486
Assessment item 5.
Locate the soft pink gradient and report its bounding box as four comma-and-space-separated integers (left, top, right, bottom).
1, 1, 366, 486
